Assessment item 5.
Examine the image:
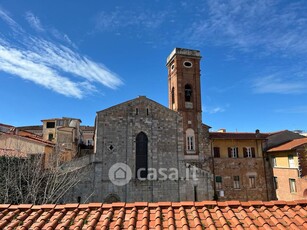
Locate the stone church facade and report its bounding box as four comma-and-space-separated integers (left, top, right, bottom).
65, 48, 214, 203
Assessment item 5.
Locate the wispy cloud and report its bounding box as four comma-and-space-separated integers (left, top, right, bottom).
0, 8, 122, 98
0, 7, 23, 33
187, 0, 307, 55
252, 74, 307, 94
25, 11, 44, 32
0, 45, 83, 98
204, 106, 226, 114
95, 9, 167, 32
275, 106, 307, 114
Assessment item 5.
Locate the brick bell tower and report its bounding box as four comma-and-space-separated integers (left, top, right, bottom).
166, 48, 203, 156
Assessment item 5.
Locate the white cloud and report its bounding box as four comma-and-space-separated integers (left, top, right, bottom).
252, 75, 306, 94
95, 9, 167, 32
0, 8, 122, 98
204, 106, 225, 114
0, 44, 83, 98
0, 7, 23, 33
25, 11, 44, 32
188, 0, 307, 55
275, 106, 307, 114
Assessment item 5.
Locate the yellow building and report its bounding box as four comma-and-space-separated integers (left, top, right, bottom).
0, 129, 55, 167
41, 117, 82, 161
210, 130, 274, 201
267, 138, 307, 200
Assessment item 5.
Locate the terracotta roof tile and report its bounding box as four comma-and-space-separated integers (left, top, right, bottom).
210, 132, 268, 140
0, 201, 306, 229
267, 137, 307, 152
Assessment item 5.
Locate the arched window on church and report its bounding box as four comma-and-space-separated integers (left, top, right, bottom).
185, 84, 192, 102
136, 132, 148, 179
186, 128, 195, 152
171, 87, 175, 105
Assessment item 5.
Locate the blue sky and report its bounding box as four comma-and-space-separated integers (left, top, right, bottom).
0, 0, 306, 133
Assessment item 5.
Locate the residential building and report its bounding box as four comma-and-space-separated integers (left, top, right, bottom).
80, 125, 94, 147
0, 129, 55, 166
0, 123, 14, 133
41, 117, 82, 161
210, 130, 274, 201
16, 125, 43, 136
267, 138, 307, 200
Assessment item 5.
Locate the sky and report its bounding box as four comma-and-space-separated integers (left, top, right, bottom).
0, 0, 306, 133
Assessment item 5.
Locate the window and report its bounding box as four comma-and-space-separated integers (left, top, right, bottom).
56, 120, 64, 127
271, 156, 277, 167
48, 133, 53, 141
243, 147, 255, 158
288, 155, 295, 168
171, 64, 175, 71
135, 108, 139, 115
184, 84, 192, 102
186, 129, 195, 152
136, 132, 148, 179
249, 176, 256, 188
146, 108, 149, 116
46, 122, 55, 128
273, 177, 278, 189
187, 137, 194, 151
228, 147, 238, 158
289, 179, 297, 193
233, 176, 240, 189
215, 176, 222, 190
183, 61, 193, 68
213, 147, 220, 158
171, 87, 175, 105
87, 139, 93, 146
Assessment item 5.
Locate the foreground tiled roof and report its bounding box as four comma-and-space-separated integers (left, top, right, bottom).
267, 138, 307, 152
0, 200, 306, 229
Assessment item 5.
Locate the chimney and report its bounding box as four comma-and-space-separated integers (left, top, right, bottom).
217, 128, 226, 133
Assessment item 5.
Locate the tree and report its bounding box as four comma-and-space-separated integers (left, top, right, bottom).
0, 153, 83, 204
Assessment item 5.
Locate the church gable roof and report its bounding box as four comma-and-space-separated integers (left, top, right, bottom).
96, 96, 180, 117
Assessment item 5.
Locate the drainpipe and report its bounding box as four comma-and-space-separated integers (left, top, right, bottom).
176, 115, 180, 201
259, 138, 270, 201
211, 139, 217, 200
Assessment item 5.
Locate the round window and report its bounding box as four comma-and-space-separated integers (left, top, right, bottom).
183, 61, 193, 68
171, 64, 175, 71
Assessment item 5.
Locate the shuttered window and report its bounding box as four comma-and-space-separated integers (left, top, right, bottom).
243, 147, 255, 158
233, 176, 240, 189
228, 147, 238, 158
213, 147, 220, 158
